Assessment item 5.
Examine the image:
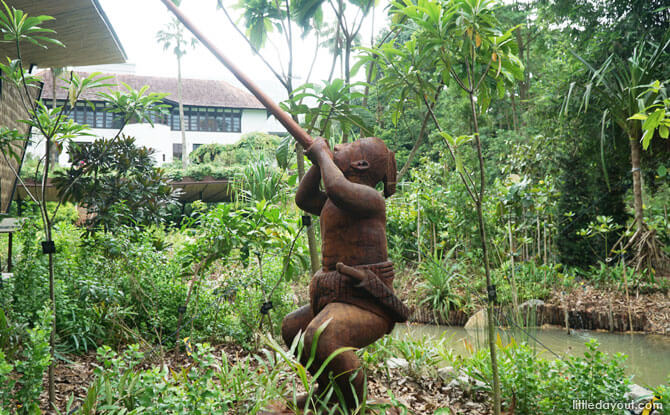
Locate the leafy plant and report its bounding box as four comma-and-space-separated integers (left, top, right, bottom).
418, 245, 464, 321
577, 215, 624, 261
568, 36, 670, 273
0, 2, 171, 403
465, 339, 630, 415
630, 80, 670, 149
238, 154, 286, 203
282, 79, 373, 139
52, 135, 177, 231
0, 306, 52, 415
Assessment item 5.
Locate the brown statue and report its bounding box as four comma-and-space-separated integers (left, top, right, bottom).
156, 4, 406, 412
281, 136, 409, 412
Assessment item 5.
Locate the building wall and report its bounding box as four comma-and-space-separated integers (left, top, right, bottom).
0, 82, 40, 213
29, 108, 285, 166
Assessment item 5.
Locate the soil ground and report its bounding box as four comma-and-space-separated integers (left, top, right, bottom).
38, 343, 493, 415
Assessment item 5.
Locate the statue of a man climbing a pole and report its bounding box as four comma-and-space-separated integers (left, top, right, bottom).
158, 2, 409, 412
281, 136, 409, 411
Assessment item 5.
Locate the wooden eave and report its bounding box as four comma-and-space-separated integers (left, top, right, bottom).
0, 0, 126, 68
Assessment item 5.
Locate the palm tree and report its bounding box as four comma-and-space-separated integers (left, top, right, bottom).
156, 18, 197, 168
573, 36, 670, 270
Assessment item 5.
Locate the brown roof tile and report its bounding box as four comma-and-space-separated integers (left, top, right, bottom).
39, 71, 265, 109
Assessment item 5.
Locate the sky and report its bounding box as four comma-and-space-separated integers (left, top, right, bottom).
96, 0, 389, 102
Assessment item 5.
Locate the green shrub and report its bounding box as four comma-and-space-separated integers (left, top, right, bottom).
0, 306, 52, 414
52, 136, 177, 231
464, 339, 630, 415
654, 378, 670, 415
417, 246, 464, 320
493, 261, 564, 305
186, 132, 281, 167
77, 342, 282, 414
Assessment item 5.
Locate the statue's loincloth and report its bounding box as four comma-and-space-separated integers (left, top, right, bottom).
309, 261, 409, 326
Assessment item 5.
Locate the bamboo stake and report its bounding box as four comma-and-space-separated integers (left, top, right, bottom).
622, 258, 634, 333
508, 217, 519, 326
417, 194, 421, 262
561, 291, 569, 332
535, 215, 542, 259
432, 222, 437, 255
543, 221, 547, 265
159, 0, 313, 149
607, 296, 614, 332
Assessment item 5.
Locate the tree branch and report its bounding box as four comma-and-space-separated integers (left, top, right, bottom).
398, 84, 444, 180
217, 1, 289, 90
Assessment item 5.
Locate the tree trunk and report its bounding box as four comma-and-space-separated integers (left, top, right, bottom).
47, 249, 55, 404
510, 94, 519, 132
50, 69, 58, 168
398, 85, 443, 180
295, 142, 321, 274
42, 136, 56, 405
469, 91, 501, 415
177, 56, 187, 168
629, 136, 644, 232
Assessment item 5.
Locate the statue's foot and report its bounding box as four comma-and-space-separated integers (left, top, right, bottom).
290, 392, 332, 413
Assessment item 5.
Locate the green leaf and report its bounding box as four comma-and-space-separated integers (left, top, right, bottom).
438, 131, 454, 147
660, 125, 669, 139
496, 78, 505, 99
275, 135, 292, 169
628, 113, 648, 121
657, 165, 667, 178
642, 128, 654, 150
642, 108, 664, 131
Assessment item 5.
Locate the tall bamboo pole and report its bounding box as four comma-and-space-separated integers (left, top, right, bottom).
159, 0, 313, 149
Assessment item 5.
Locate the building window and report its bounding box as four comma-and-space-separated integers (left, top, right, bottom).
170, 106, 241, 132
173, 143, 182, 161
192, 143, 203, 151
53, 100, 124, 129
47, 100, 240, 133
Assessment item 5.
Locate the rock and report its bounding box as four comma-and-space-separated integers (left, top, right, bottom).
624, 383, 653, 401
437, 366, 455, 380
464, 309, 488, 330
386, 357, 409, 370
447, 372, 486, 390
519, 299, 545, 308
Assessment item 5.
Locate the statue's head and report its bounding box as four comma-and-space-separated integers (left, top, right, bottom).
333, 137, 396, 198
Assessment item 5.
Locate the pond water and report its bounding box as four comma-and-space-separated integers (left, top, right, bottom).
392, 324, 670, 387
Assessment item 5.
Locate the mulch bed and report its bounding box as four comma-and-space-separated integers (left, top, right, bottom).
38, 343, 492, 414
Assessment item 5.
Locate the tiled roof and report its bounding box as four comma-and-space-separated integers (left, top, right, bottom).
39, 71, 265, 109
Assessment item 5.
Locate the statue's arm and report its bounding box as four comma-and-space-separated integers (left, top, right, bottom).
313, 149, 384, 216
295, 164, 327, 215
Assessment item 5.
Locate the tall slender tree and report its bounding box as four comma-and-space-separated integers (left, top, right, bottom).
571, 36, 670, 270
157, 17, 197, 168
371, 0, 524, 413
217, 0, 332, 274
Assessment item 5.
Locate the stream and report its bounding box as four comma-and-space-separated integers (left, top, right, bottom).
393, 324, 670, 387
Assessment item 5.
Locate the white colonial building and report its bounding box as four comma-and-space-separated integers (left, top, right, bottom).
32, 71, 285, 165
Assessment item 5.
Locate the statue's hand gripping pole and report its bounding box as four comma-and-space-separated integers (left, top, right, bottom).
159, 0, 314, 149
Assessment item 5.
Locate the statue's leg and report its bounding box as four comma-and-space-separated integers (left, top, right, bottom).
303, 302, 392, 410
280, 305, 318, 410
281, 304, 313, 353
